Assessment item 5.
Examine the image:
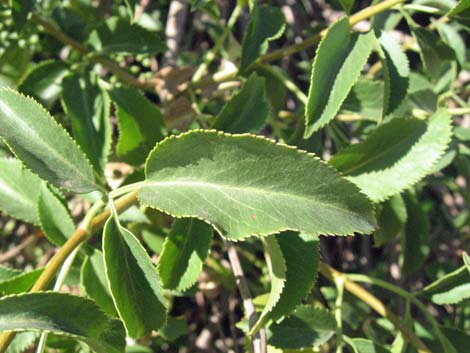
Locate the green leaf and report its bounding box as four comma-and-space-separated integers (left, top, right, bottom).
329, 110, 452, 202
158, 218, 212, 291
62, 73, 111, 177
213, 72, 270, 133
0, 292, 125, 353
187, 0, 220, 19
374, 194, 407, 246
267, 306, 336, 349
304, 17, 375, 138
0, 89, 97, 193
269, 232, 320, 322
422, 265, 470, 297
103, 216, 167, 338
400, 190, 430, 277
0, 268, 43, 294
410, 26, 455, 80
447, 0, 470, 25
251, 236, 286, 334
463, 252, 470, 275
340, 78, 384, 122
378, 32, 410, 116
159, 317, 189, 341
10, 0, 36, 30
339, 0, 355, 14
0, 158, 43, 224
81, 249, 117, 317
18, 61, 70, 109
349, 338, 391, 353
431, 283, 470, 305
38, 183, 75, 246
435, 22, 466, 66
239, 5, 285, 74
89, 17, 166, 55
108, 85, 165, 165
139, 130, 376, 240
0, 266, 22, 282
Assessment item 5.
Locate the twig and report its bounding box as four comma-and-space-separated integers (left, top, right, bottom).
0, 192, 139, 353
162, 0, 188, 67
225, 241, 267, 353
0, 234, 36, 263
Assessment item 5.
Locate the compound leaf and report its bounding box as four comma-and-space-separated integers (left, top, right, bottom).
0, 89, 98, 193
239, 5, 285, 74
62, 73, 111, 177
213, 72, 270, 133
108, 85, 165, 165
0, 292, 125, 353
158, 218, 213, 291
304, 17, 375, 137
139, 130, 376, 240
103, 216, 167, 338
37, 183, 75, 246
267, 306, 336, 349
0, 158, 43, 224
329, 110, 452, 202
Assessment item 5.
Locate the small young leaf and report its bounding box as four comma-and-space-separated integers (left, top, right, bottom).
378, 32, 410, 116
158, 218, 213, 291
431, 283, 470, 305
103, 215, 167, 338
62, 73, 111, 177
18, 61, 70, 109
267, 306, 336, 349
304, 17, 375, 137
0, 292, 125, 353
89, 17, 166, 55
269, 232, 320, 322
108, 85, 165, 165
139, 130, 376, 240
251, 236, 286, 334
213, 72, 270, 133
239, 5, 285, 74
81, 249, 117, 317
0, 89, 98, 193
37, 183, 75, 246
329, 110, 452, 202
0, 158, 43, 224
400, 190, 430, 277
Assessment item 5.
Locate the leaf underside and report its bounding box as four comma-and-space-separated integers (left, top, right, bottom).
139, 130, 376, 240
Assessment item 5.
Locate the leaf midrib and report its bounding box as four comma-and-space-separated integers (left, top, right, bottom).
143, 179, 366, 218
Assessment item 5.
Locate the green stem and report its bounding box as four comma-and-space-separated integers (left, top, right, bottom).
256, 0, 407, 65
319, 263, 431, 353
347, 274, 456, 353
0, 192, 138, 353
334, 276, 345, 353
